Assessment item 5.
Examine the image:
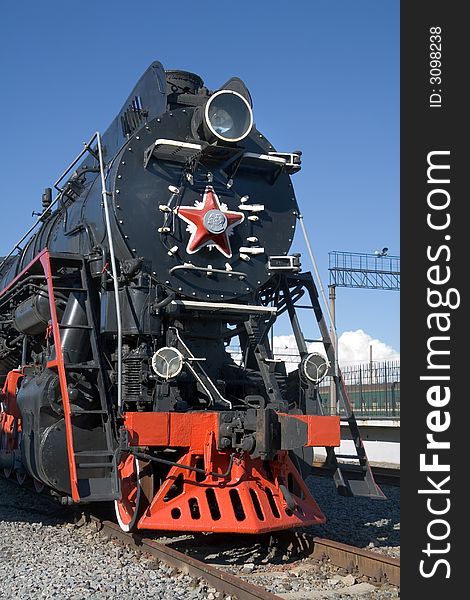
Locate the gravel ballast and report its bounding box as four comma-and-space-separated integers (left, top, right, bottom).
305, 475, 400, 558
0, 479, 208, 600
0, 473, 399, 600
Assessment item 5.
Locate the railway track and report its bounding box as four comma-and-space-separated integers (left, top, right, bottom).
84, 514, 400, 598
89, 516, 280, 600
1, 472, 400, 598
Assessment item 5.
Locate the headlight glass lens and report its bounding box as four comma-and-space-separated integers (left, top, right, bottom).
209, 108, 234, 134
301, 352, 330, 384
151, 347, 184, 379
205, 91, 253, 142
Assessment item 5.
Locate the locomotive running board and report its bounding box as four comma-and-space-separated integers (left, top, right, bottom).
282, 273, 386, 500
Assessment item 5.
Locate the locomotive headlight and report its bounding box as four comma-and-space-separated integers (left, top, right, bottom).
208, 107, 234, 135
151, 347, 184, 380
204, 90, 253, 143
300, 352, 330, 385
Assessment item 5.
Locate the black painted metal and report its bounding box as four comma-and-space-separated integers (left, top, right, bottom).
0, 63, 297, 302
0, 60, 381, 510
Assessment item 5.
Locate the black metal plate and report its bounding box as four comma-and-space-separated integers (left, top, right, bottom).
114, 108, 298, 300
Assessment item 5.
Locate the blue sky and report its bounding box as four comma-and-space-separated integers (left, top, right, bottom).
0, 1, 399, 351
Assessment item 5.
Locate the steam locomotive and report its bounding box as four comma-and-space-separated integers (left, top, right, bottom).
0, 62, 382, 534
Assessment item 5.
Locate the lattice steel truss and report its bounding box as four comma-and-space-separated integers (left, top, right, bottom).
329, 251, 400, 290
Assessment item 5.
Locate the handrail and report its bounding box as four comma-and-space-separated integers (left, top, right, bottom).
96, 132, 123, 411
169, 263, 247, 279
298, 213, 339, 377
0, 133, 99, 274
1, 132, 123, 413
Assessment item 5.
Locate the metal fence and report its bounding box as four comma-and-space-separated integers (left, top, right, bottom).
227, 346, 400, 419
320, 360, 400, 418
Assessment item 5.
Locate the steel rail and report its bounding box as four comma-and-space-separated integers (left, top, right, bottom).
90, 515, 400, 593
308, 537, 400, 586
91, 517, 283, 600
269, 530, 400, 586
0, 475, 400, 592
272, 531, 400, 586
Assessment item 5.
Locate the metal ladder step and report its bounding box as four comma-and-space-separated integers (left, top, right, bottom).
337, 464, 368, 475
53, 286, 88, 292
71, 409, 107, 416
77, 462, 114, 469
335, 454, 364, 460
63, 363, 100, 370
75, 450, 114, 456
76, 450, 115, 470
77, 477, 119, 501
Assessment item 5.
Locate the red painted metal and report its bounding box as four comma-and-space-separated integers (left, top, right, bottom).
138, 447, 326, 534
1, 370, 23, 419
122, 410, 340, 534
124, 412, 340, 449
39, 251, 79, 501
0, 371, 24, 462
283, 414, 341, 447
116, 453, 140, 528
176, 186, 245, 258
124, 412, 219, 450
0, 247, 49, 299
0, 249, 79, 501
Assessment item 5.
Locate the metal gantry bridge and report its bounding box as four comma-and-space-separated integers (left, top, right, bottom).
328, 251, 400, 291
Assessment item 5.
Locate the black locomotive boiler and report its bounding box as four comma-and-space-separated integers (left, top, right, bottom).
0, 62, 382, 533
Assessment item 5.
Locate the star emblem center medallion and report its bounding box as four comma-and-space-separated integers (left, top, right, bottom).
176, 186, 244, 258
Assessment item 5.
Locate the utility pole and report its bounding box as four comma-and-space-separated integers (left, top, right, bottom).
329, 284, 337, 414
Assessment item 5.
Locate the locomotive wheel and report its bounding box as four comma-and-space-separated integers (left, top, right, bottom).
115, 454, 153, 532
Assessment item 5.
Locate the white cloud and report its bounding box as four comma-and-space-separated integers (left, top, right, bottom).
271, 329, 399, 372
337, 329, 399, 365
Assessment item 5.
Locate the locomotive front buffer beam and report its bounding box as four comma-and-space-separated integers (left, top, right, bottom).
119, 410, 339, 534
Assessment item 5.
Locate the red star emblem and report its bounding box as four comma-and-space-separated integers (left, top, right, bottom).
176, 186, 244, 258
